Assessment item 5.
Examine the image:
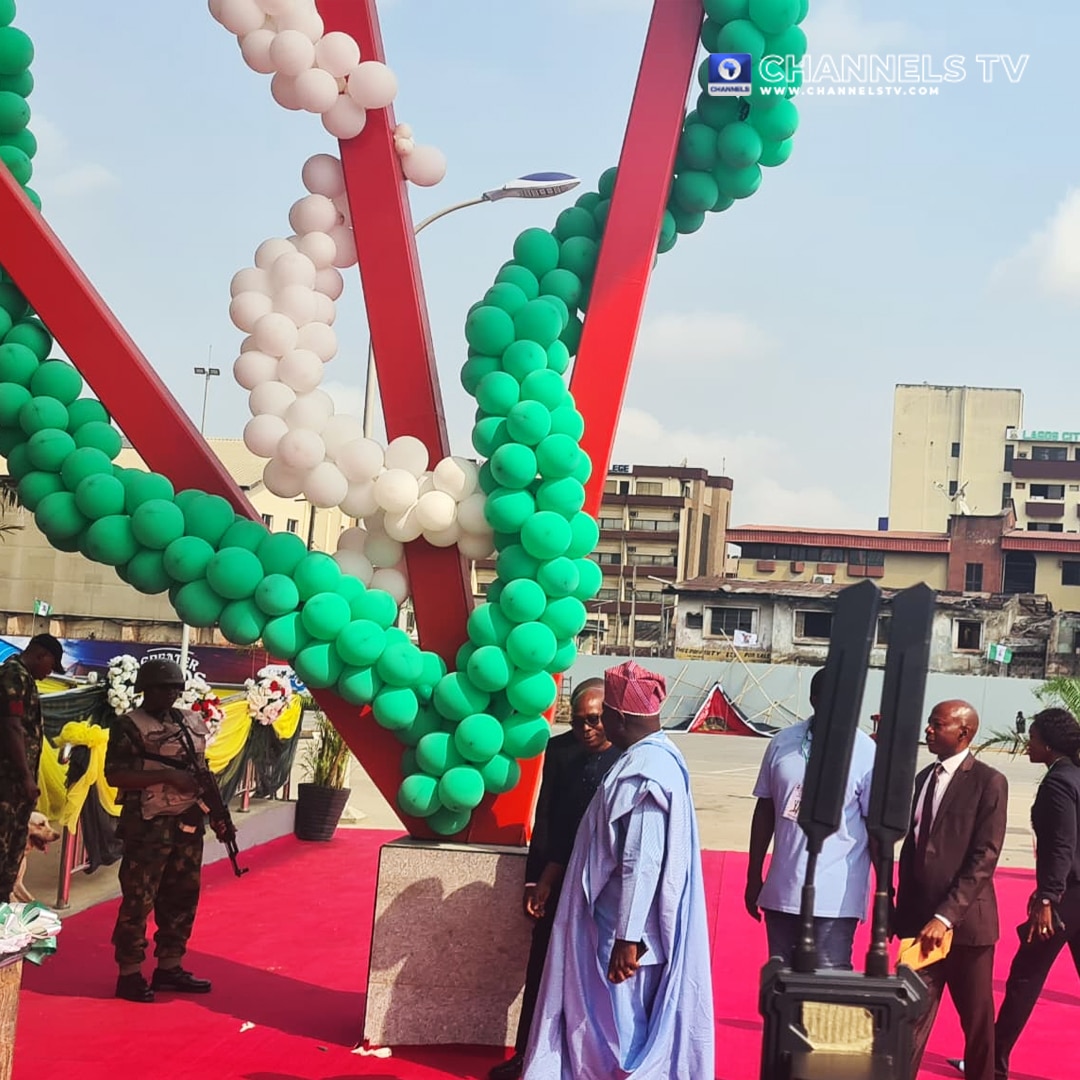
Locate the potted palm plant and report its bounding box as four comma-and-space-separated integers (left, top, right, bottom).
294, 708, 352, 841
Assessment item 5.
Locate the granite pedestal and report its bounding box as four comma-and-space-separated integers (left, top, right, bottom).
363, 838, 533, 1048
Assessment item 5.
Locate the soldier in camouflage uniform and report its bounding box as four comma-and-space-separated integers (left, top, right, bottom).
104, 659, 213, 1003
0, 634, 64, 900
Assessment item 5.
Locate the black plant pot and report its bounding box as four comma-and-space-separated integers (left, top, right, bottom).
294, 784, 351, 841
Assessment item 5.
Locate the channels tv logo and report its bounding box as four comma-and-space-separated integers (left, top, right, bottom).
708, 52, 752, 96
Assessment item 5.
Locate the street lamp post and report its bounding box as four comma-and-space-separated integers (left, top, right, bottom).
361, 172, 581, 439
647, 574, 674, 656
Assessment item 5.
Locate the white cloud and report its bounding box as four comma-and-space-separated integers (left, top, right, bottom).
28, 116, 118, 200
992, 187, 1080, 302
801, 0, 911, 58
632, 311, 775, 371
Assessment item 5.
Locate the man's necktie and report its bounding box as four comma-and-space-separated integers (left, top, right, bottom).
915, 763, 944, 863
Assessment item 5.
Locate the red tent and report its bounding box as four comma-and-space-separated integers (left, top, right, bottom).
687, 681, 773, 738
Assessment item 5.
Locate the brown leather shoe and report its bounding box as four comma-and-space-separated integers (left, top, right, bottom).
151, 967, 212, 993
115, 972, 155, 1003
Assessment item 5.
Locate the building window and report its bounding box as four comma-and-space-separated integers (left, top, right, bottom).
619, 481, 630, 494
1030, 484, 1065, 500
820, 548, 845, 563
707, 606, 755, 636
948, 480, 958, 496
599, 517, 623, 530
847, 550, 885, 567
593, 552, 622, 565
1063, 562, 1080, 587
964, 563, 984, 592
876, 616, 891, 646
1004, 444, 1014, 470
685, 611, 703, 630
286, 518, 299, 533
1027, 522, 1065, 532
950, 442, 960, 458
1033, 446, 1069, 462
795, 610, 833, 640
1002, 482, 1012, 508
603, 480, 618, 494
955, 620, 983, 652
261, 513, 274, 528
636, 481, 663, 496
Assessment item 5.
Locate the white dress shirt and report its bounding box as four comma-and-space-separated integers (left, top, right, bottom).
913, 747, 970, 929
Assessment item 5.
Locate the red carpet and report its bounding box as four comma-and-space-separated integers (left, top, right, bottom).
13, 832, 1076, 1080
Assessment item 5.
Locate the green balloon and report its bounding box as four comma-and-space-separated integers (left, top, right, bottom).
501, 712, 552, 758
494, 263, 540, 300
373, 686, 419, 730
717, 121, 764, 168
206, 546, 264, 600
0, 342, 36, 385
130, 499, 185, 549
0, 126, 34, 159
499, 578, 548, 624
376, 641, 424, 687
558, 236, 599, 279
598, 167, 618, 198
219, 517, 268, 552
398, 705, 443, 748
501, 339, 548, 382
521, 511, 572, 561
4, 318, 51, 359
432, 672, 490, 724
535, 433, 582, 481
750, 97, 798, 141
564, 512, 599, 559
485, 487, 536, 533
573, 557, 604, 601
716, 19, 766, 57
553, 206, 598, 242
258, 529, 308, 576
479, 753, 521, 794
397, 773, 442, 817
0, 69, 30, 97
513, 299, 563, 348
119, 471, 173, 513
670, 204, 706, 235
673, 171, 720, 215
84, 514, 139, 566
219, 598, 267, 646
59, 446, 112, 491
760, 137, 794, 167
546, 339, 571, 374
3, 440, 31, 481
483, 281, 530, 315
767, 23, 807, 62
506, 621, 558, 673
0, 27, 33, 74
337, 665, 382, 706
495, 543, 540, 582
301, 590, 352, 640
125, 549, 172, 595
705, 0, 750, 19
16, 469, 63, 511
700, 18, 722, 54
73, 472, 126, 520
263, 612, 311, 660
465, 304, 515, 356
548, 638, 578, 674
490, 443, 537, 490
537, 556, 580, 599
174, 579, 227, 628
512, 228, 560, 278
460, 354, 500, 395
162, 535, 216, 583
293, 641, 344, 689
714, 161, 762, 199
293, 551, 341, 601
254, 573, 301, 617
172, 489, 202, 514
28, 361, 82, 405
749, 0, 799, 35
0, 89, 29, 135
26, 427, 75, 472
471, 415, 511, 458
72, 420, 122, 459
475, 370, 521, 416
336, 618, 387, 667
541, 596, 588, 639
18, 396, 67, 437
0, 426, 22, 455
416, 731, 466, 776
0, 379, 30, 426
680, 123, 719, 171
438, 766, 486, 812
467, 604, 513, 648
180, 493, 234, 546
519, 370, 566, 411
548, 406, 585, 441
427, 806, 471, 837
348, 587, 398, 629
466, 646, 511, 692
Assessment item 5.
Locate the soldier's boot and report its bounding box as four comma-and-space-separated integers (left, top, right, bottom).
152, 966, 212, 993
115, 972, 155, 1003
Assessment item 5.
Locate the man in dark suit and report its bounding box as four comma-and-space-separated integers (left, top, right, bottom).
489, 678, 622, 1080
893, 699, 1008, 1080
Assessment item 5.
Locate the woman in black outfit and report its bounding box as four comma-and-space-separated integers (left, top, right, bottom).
993, 707, 1080, 1079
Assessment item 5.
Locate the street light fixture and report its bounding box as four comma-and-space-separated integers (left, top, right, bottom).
193, 362, 221, 436
361, 172, 582, 438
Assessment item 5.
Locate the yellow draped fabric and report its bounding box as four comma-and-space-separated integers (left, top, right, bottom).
53, 720, 121, 829
36, 740, 67, 821
205, 697, 253, 774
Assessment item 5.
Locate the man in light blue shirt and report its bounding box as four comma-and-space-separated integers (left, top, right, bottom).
744, 668, 877, 969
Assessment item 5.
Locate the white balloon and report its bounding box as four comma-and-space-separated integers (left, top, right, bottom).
371, 567, 410, 604
277, 428, 325, 471
233, 350, 278, 391
274, 4, 323, 41
382, 507, 423, 544
311, 291, 336, 326
314, 266, 345, 301
424, 521, 462, 548
374, 469, 419, 515
322, 95, 367, 140
218, 0, 265, 36
209, 0, 227, 22
457, 530, 497, 559
239, 334, 259, 354
327, 223, 357, 268
336, 437, 384, 483
231, 266, 270, 297
294, 230, 337, 270
365, 533, 404, 568
340, 481, 379, 518
433, 456, 479, 500
456, 492, 488, 534
302, 153, 345, 198
296, 321, 337, 361
321, 413, 364, 456
346, 61, 398, 109
263, 456, 306, 499
249, 380, 296, 417
253, 312, 299, 356
269, 29, 315, 76
295, 66, 340, 114
239, 28, 276, 73
304, 461, 349, 508
254, 237, 295, 269
289, 193, 339, 236
415, 490, 457, 532
284, 392, 332, 432
273, 283, 317, 327
270, 72, 303, 110
402, 145, 447, 187
337, 525, 368, 553
333, 549, 374, 584
384, 435, 429, 476
254, 0, 296, 16
269, 250, 317, 290
244, 413, 288, 457
315, 31, 361, 78
416, 473, 436, 497
276, 349, 323, 394
229, 291, 273, 332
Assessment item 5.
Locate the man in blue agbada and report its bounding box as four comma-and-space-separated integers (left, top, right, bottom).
522, 660, 714, 1080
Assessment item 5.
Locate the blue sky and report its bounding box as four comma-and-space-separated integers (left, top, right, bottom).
13, 1, 1078, 529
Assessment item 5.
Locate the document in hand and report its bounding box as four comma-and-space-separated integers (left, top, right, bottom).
897, 929, 953, 972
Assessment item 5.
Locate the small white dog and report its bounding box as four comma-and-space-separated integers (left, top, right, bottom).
10, 812, 61, 903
